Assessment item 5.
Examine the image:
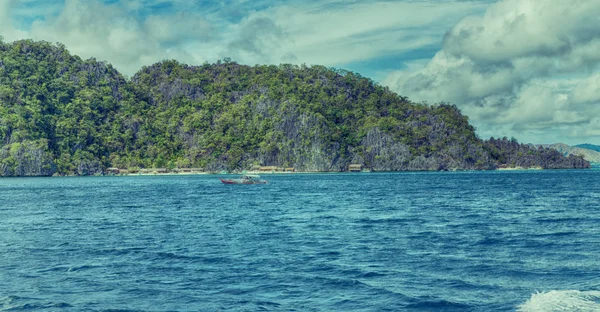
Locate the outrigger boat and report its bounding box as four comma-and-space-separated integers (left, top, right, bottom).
220, 174, 267, 185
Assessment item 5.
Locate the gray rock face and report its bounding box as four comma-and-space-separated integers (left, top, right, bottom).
359, 128, 411, 171
0, 140, 56, 176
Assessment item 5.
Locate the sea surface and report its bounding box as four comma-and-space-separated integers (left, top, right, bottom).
1, 170, 599, 311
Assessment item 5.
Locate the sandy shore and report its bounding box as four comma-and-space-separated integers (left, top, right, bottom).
497, 166, 543, 171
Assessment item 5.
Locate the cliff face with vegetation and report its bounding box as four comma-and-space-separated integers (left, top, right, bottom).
126, 59, 499, 172
0, 40, 590, 176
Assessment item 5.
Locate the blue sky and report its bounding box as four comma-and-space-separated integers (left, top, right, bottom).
1, 0, 600, 145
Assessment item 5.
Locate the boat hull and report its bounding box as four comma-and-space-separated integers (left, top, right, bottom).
220, 178, 267, 185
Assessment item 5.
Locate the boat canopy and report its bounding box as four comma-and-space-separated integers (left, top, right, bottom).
244, 174, 261, 179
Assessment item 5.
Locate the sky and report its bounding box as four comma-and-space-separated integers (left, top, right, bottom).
1, 0, 599, 145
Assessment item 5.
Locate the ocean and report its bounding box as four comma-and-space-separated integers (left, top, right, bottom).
1, 170, 599, 311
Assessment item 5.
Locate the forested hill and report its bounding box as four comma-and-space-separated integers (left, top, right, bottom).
0, 40, 590, 176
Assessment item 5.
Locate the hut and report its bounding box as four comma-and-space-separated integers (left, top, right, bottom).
259, 166, 279, 172
106, 167, 120, 174
348, 164, 363, 172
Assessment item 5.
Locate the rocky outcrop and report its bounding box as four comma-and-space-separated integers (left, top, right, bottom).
0, 140, 56, 176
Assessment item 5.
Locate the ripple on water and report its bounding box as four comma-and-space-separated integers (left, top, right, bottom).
0, 295, 73, 311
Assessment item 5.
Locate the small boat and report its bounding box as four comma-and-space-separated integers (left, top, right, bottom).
220, 174, 267, 185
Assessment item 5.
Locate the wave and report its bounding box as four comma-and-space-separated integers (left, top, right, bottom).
0, 295, 73, 311
518, 290, 600, 312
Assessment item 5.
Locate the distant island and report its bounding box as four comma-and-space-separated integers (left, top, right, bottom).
574, 144, 600, 153
0, 40, 590, 176
542, 144, 600, 164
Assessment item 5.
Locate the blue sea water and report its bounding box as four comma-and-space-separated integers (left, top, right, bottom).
1, 170, 599, 311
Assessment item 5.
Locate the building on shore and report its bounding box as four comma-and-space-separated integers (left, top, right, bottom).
256, 166, 295, 173
348, 164, 363, 172
106, 167, 120, 174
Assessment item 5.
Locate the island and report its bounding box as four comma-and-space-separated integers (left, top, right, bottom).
0, 40, 590, 176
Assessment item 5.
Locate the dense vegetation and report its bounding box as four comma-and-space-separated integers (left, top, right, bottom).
0, 40, 589, 176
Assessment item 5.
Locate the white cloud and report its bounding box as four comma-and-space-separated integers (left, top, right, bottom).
0, 0, 27, 40
1, 0, 488, 78
571, 73, 600, 104
382, 58, 431, 97
386, 0, 600, 144
1, 0, 213, 76
224, 1, 488, 66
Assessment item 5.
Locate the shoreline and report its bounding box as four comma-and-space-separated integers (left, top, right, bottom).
5, 166, 591, 178
30, 164, 596, 177
118, 167, 550, 176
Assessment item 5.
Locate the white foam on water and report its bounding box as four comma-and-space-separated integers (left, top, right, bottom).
518, 290, 600, 312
